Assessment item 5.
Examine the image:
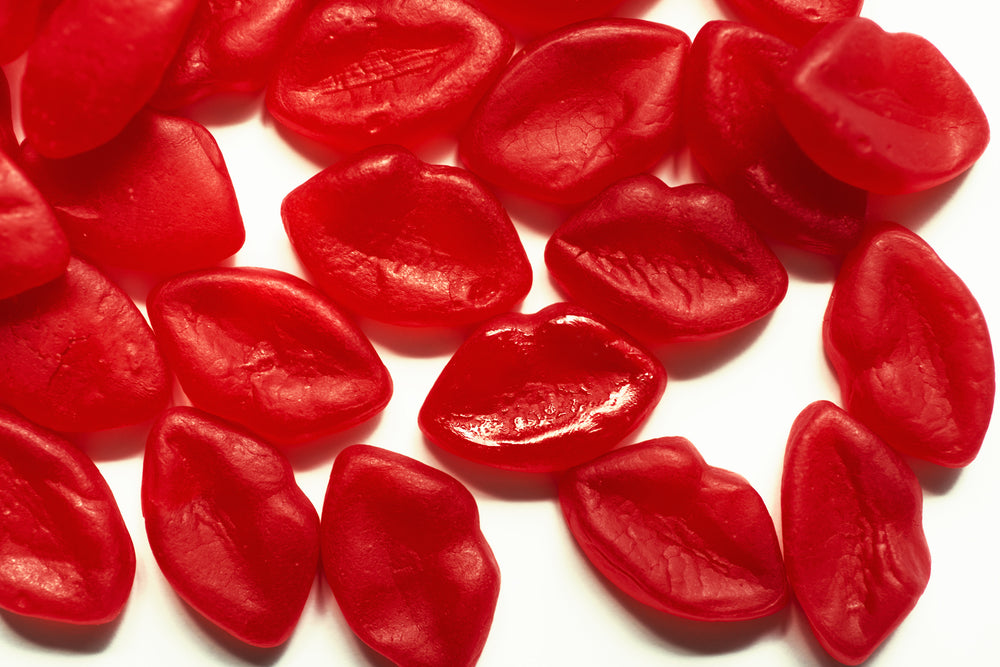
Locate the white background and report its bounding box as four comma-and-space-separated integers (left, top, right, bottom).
3, 0, 998, 665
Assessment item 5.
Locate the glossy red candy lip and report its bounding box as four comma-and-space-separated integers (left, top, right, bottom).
560, 437, 788, 621
418, 303, 666, 472
459, 18, 689, 205
147, 266, 392, 447
281, 144, 532, 327
722, 0, 863, 46
0, 407, 136, 624
142, 407, 320, 648
266, 0, 513, 152
471, 0, 627, 37
781, 401, 931, 665
545, 174, 788, 343
320, 444, 501, 667
0, 257, 171, 433
823, 221, 994, 467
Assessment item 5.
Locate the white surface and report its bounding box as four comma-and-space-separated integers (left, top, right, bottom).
3, 0, 999, 665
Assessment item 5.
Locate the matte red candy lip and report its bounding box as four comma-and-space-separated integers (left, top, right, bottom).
0, 407, 136, 624
320, 444, 500, 667
281, 144, 532, 327
0, 257, 170, 433
545, 175, 788, 343
419, 303, 666, 472
459, 18, 689, 205
142, 407, 320, 648
147, 267, 392, 447
722, 0, 863, 46
266, 0, 513, 152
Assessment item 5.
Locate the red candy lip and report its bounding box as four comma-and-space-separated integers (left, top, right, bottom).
722, 0, 863, 46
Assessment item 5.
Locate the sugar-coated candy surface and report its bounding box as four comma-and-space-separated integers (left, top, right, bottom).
545, 175, 788, 343
20, 0, 199, 158
0, 257, 170, 433
722, 0, 863, 46
782, 401, 931, 665
147, 267, 392, 447
282, 144, 531, 327
142, 407, 320, 648
0, 407, 135, 624
419, 303, 666, 472
20, 110, 245, 275
775, 17, 990, 194
683, 20, 866, 254
560, 437, 788, 621
823, 221, 994, 467
470, 0, 627, 37
320, 444, 500, 667
459, 18, 689, 204
266, 0, 513, 151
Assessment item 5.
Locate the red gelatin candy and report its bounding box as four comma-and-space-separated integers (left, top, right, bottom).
147, 267, 392, 447
20, 0, 199, 158
683, 20, 866, 254
419, 303, 666, 472
281, 144, 532, 327
560, 437, 788, 621
1, 69, 17, 157
152, 0, 314, 109
20, 110, 245, 275
0, 151, 69, 300
142, 407, 320, 647
823, 222, 994, 467
321, 444, 500, 667
775, 17, 990, 194
0, 0, 60, 64
782, 401, 931, 665
0, 257, 170, 433
471, 0, 626, 37
0, 407, 135, 624
722, 0, 863, 46
460, 18, 689, 205
266, 0, 513, 152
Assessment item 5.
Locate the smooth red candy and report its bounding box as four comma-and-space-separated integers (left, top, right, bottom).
0, 150, 69, 300
281, 145, 532, 327
460, 19, 689, 205
775, 17, 990, 194
782, 401, 931, 665
20, 110, 245, 275
471, 0, 627, 37
722, 0, 863, 46
20, 0, 199, 158
1, 68, 17, 156
823, 222, 994, 467
321, 444, 500, 667
142, 407, 320, 647
266, 0, 513, 152
419, 303, 666, 472
147, 267, 392, 447
0, 257, 170, 432
545, 175, 788, 343
152, 0, 314, 109
0, 0, 60, 64
560, 437, 788, 621
683, 21, 866, 254
0, 407, 135, 624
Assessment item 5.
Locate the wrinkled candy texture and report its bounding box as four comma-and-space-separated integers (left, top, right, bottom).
782, 401, 931, 665
321, 444, 500, 667
267, 0, 514, 151
0, 257, 170, 433
0, 150, 69, 300
147, 267, 392, 447
823, 222, 994, 467
152, 0, 314, 109
0, 0, 60, 64
460, 18, 689, 204
775, 17, 990, 194
281, 144, 532, 327
142, 407, 320, 647
683, 20, 866, 255
20, 110, 245, 275
560, 437, 788, 621
419, 303, 666, 472
722, 0, 863, 46
545, 175, 788, 343
20, 0, 199, 158
471, 0, 627, 37
0, 407, 135, 624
